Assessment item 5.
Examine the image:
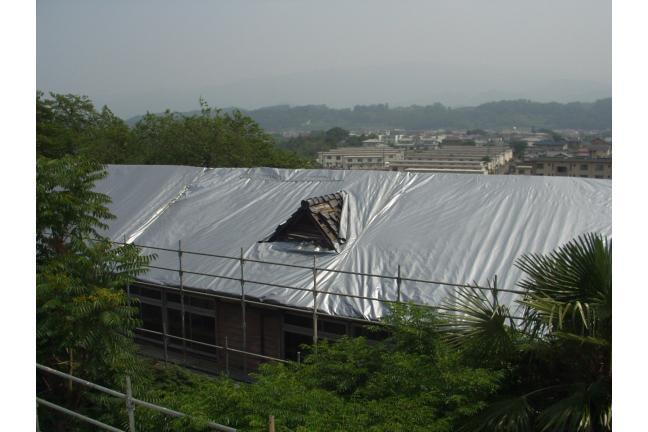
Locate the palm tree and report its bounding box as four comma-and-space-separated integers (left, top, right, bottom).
438, 233, 611, 431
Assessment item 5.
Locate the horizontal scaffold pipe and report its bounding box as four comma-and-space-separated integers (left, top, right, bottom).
91, 237, 525, 295
133, 281, 527, 322
36, 364, 237, 432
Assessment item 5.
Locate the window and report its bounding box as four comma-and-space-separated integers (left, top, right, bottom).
166, 308, 215, 353
595, 175, 603, 179
318, 320, 347, 335
167, 292, 181, 303
326, 156, 332, 160
284, 313, 311, 328
187, 314, 215, 345
556, 166, 568, 174
336, 156, 341, 160
138, 286, 162, 300
283, 332, 312, 361
580, 164, 589, 170
140, 303, 163, 332
284, 313, 348, 337
536, 163, 544, 169
595, 164, 604, 171
189, 295, 214, 310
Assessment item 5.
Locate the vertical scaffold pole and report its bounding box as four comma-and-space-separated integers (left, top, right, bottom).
36, 402, 41, 432
312, 256, 318, 350
225, 336, 230, 376
161, 320, 169, 366
396, 265, 402, 303
240, 247, 247, 374
125, 376, 136, 432
123, 235, 130, 298
178, 240, 186, 365
493, 274, 499, 308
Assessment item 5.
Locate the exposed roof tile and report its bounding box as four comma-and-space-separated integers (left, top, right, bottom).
267, 191, 345, 250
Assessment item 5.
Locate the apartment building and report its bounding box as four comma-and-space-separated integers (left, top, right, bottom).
389, 146, 513, 174
526, 157, 611, 179
389, 159, 488, 174
317, 147, 404, 170
317, 145, 514, 174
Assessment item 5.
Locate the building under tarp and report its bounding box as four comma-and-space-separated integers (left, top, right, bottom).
95, 165, 611, 369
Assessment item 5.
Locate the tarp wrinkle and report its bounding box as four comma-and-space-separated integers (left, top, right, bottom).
95, 165, 611, 321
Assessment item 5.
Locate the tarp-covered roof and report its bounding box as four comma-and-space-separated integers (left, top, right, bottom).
95, 165, 612, 320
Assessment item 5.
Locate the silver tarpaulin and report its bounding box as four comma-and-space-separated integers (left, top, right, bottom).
95, 165, 612, 321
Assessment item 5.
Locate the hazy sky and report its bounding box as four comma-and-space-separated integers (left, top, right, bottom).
37, 0, 611, 118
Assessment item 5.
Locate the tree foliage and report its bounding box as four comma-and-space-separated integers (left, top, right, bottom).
274, 127, 375, 160
36, 92, 310, 168
438, 233, 612, 431
36, 156, 155, 431
98, 304, 502, 432
149, 99, 612, 132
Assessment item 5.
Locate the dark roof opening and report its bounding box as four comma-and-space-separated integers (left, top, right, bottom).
265, 191, 345, 250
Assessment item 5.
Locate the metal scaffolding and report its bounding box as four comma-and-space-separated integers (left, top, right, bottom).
110, 238, 526, 371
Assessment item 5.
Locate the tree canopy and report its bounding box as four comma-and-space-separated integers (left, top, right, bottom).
36, 92, 310, 168
131, 99, 612, 132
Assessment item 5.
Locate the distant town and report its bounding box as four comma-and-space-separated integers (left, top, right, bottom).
312, 128, 612, 179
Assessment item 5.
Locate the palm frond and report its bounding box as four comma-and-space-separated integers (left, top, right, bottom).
460, 396, 534, 432
535, 379, 611, 432
438, 282, 516, 359
516, 233, 611, 340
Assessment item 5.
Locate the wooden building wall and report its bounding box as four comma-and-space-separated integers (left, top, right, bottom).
130, 283, 382, 376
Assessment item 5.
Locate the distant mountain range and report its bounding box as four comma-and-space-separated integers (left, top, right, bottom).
126, 98, 611, 132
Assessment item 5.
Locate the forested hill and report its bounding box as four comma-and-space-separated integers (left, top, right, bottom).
127, 98, 612, 132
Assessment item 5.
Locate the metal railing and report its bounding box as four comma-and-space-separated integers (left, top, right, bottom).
36, 363, 237, 432
109, 238, 527, 369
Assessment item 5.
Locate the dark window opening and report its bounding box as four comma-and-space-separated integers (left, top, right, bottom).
189, 295, 214, 310
188, 314, 215, 346
139, 286, 162, 300
140, 303, 162, 333
167, 292, 181, 303
166, 308, 215, 354
167, 308, 183, 338
284, 313, 312, 328
318, 320, 347, 335
284, 332, 312, 361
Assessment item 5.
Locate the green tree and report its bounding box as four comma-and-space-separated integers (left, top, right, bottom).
80, 106, 133, 164
324, 127, 349, 144
439, 233, 611, 431
36, 156, 154, 430
36, 92, 309, 168
511, 140, 528, 159
36, 91, 101, 158
129, 101, 308, 168
119, 303, 501, 432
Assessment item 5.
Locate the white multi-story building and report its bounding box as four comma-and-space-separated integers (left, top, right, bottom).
317, 147, 404, 170
389, 146, 513, 174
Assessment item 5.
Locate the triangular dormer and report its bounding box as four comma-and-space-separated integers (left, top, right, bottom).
266, 192, 345, 250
